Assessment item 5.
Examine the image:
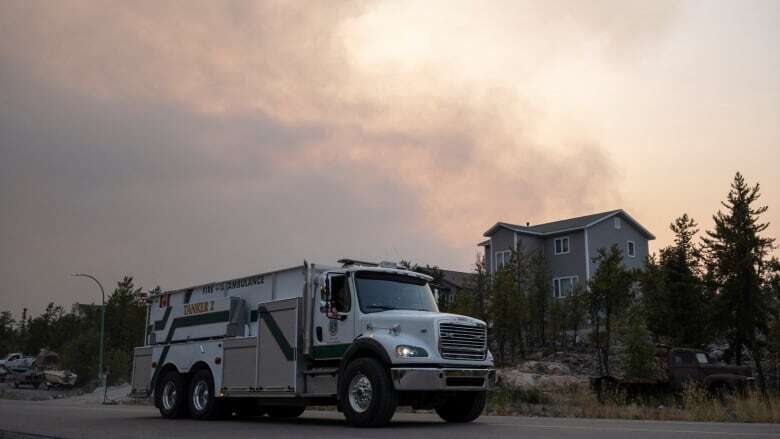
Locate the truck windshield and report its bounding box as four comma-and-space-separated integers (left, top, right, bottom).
354, 271, 438, 314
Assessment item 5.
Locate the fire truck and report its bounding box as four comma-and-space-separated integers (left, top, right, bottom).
131, 259, 494, 427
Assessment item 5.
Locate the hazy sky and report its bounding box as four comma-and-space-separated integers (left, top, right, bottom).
1, 1, 778, 316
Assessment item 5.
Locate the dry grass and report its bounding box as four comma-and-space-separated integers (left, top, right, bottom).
487, 384, 780, 423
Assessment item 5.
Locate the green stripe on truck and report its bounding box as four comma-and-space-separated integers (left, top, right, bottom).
256, 305, 295, 361
150, 310, 231, 388
312, 343, 350, 360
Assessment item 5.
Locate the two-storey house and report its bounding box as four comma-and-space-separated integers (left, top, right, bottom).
478, 209, 655, 299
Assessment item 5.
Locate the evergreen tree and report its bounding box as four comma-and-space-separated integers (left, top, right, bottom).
105, 277, 147, 382
527, 250, 551, 347
488, 251, 528, 363
508, 248, 532, 357
472, 256, 490, 322
619, 307, 659, 379
563, 283, 588, 345
547, 298, 565, 347
587, 245, 634, 376
642, 214, 710, 347
0, 311, 16, 355
24, 303, 65, 354
702, 172, 775, 394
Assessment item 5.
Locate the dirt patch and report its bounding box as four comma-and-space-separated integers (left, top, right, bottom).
0, 382, 83, 401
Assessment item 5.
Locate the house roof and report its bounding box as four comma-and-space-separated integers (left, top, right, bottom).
439, 269, 477, 290
483, 209, 655, 240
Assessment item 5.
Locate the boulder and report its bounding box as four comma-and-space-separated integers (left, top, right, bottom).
498, 369, 538, 389
497, 367, 587, 391
517, 360, 571, 375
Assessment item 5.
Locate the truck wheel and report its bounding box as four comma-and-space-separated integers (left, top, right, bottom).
708, 382, 733, 402
435, 391, 486, 423
188, 369, 225, 420
338, 358, 397, 428
155, 371, 189, 418
266, 405, 305, 418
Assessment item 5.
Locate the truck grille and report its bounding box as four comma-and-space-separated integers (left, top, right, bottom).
438, 322, 487, 360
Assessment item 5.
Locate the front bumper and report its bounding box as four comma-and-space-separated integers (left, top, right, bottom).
391, 367, 496, 391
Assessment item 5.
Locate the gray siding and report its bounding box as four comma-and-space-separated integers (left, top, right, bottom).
485, 228, 544, 274
486, 227, 515, 273
544, 230, 587, 282
516, 234, 543, 254
587, 213, 649, 276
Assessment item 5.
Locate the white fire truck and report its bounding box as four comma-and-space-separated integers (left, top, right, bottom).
131, 260, 495, 427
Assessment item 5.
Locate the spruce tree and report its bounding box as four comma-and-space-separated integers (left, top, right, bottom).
702, 172, 775, 394
642, 214, 709, 347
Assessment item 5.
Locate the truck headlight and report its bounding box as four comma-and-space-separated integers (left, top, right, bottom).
395, 345, 428, 358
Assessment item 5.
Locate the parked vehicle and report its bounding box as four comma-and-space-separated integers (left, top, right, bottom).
0, 353, 35, 383
11, 365, 43, 389
592, 347, 753, 397
7, 350, 77, 389
131, 259, 495, 427
0, 353, 34, 370
36, 350, 77, 389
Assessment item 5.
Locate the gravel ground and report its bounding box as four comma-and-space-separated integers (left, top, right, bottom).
0, 382, 148, 405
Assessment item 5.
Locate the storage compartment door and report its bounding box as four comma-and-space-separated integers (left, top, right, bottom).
256, 298, 300, 393
131, 346, 152, 394
222, 337, 257, 389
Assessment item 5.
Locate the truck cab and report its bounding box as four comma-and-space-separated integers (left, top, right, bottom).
312, 265, 494, 425
666, 348, 752, 393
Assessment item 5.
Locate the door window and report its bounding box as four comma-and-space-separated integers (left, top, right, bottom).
329, 274, 351, 313
673, 351, 697, 365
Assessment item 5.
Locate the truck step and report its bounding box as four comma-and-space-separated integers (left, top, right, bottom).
303, 367, 338, 376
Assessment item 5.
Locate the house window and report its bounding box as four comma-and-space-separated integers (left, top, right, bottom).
614, 217, 622, 229
495, 250, 511, 270
627, 240, 636, 257
553, 276, 578, 299
554, 237, 570, 255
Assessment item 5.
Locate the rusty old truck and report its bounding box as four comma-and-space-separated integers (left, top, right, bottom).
592, 347, 754, 397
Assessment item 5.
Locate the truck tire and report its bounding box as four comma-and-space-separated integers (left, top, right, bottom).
155, 371, 189, 418
265, 405, 305, 418
338, 358, 397, 428
708, 381, 734, 402
435, 391, 486, 423
188, 369, 225, 420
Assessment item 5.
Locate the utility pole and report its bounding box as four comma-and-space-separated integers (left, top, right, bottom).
72, 273, 106, 388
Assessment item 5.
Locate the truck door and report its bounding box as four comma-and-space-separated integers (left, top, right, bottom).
312, 273, 356, 361
669, 350, 699, 389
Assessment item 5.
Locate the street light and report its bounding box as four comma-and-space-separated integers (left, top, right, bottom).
72, 273, 106, 388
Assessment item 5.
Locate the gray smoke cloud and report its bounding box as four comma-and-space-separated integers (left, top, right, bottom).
0, 1, 677, 314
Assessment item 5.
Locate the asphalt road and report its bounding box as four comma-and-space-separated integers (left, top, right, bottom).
0, 399, 778, 439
